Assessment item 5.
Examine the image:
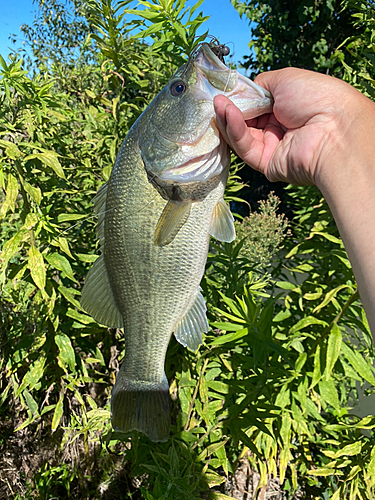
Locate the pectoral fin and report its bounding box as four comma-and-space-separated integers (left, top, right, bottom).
155, 199, 192, 246
210, 198, 236, 243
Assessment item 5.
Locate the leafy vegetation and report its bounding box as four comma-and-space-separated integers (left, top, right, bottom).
231, 0, 358, 76
1, 0, 375, 499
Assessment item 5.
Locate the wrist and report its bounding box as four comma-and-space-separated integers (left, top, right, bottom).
315, 90, 375, 196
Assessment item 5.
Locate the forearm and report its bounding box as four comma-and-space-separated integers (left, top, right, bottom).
316, 93, 375, 338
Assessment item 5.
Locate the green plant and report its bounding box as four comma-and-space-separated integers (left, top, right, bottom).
1, 0, 375, 499
231, 0, 357, 76
336, 0, 375, 99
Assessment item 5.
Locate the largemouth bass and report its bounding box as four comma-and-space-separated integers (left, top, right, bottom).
81, 42, 272, 442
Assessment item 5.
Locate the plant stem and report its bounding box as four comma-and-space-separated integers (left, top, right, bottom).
15, 160, 35, 246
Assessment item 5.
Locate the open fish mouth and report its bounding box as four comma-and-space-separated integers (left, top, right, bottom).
193, 42, 273, 118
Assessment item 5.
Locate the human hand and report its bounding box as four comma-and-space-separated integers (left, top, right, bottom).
215, 67, 375, 338
214, 68, 372, 187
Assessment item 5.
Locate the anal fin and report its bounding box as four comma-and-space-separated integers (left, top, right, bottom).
173, 288, 209, 351
155, 199, 192, 246
210, 198, 236, 243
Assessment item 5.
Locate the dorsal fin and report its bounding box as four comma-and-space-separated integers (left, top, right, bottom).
154, 199, 192, 246
80, 182, 123, 328
93, 182, 108, 245
210, 198, 236, 243
173, 288, 209, 351
81, 255, 124, 328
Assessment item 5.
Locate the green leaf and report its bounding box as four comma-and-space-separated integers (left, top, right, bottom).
210, 321, 246, 331
16, 357, 46, 396
367, 445, 375, 487
289, 316, 328, 334
76, 253, 99, 263
210, 328, 248, 346
197, 439, 228, 461
172, 21, 188, 44
58, 285, 81, 309
55, 333, 76, 373
207, 381, 229, 394
85, 89, 97, 98
52, 395, 64, 431
319, 379, 340, 410
24, 389, 38, 415
28, 245, 46, 290
275, 281, 296, 290
57, 213, 87, 223
0, 139, 23, 159
0, 173, 18, 217
45, 252, 77, 282
280, 412, 291, 447
0, 228, 28, 268
341, 342, 375, 386
285, 244, 301, 258
295, 352, 307, 372
279, 413, 291, 484
236, 428, 262, 459
324, 324, 342, 380
273, 309, 291, 322
311, 231, 343, 245
66, 308, 96, 325
25, 151, 65, 179
275, 385, 290, 408
313, 285, 349, 313
58, 237, 74, 259
134, 21, 165, 39
333, 441, 363, 458
311, 344, 322, 388
308, 468, 341, 476
0, 53, 8, 70
24, 181, 42, 205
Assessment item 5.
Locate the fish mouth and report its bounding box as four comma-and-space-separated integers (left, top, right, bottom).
192, 43, 273, 119
193, 42, 230, 73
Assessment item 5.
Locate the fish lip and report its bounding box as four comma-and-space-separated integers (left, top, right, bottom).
237, 73, 273, 101
193, 43, 229, 73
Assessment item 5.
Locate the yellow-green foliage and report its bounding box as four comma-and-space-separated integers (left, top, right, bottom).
1, 1, 375, 499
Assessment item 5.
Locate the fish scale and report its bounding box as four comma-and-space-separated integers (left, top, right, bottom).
81, 42, 273, 441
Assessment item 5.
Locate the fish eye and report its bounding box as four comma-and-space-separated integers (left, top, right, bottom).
171, 81, 186, 97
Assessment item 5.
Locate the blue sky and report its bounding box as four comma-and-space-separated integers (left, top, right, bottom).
0, 0, 254, 67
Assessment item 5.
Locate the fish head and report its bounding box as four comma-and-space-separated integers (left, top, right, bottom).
139, 42, 273, 185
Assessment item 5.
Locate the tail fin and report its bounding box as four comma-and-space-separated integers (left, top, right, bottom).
111, 373, 170, 442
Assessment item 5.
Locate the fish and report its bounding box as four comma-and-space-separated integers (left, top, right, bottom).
80, 41, 273, 442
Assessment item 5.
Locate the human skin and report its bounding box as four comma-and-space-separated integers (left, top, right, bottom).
214, 68, 375, 338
